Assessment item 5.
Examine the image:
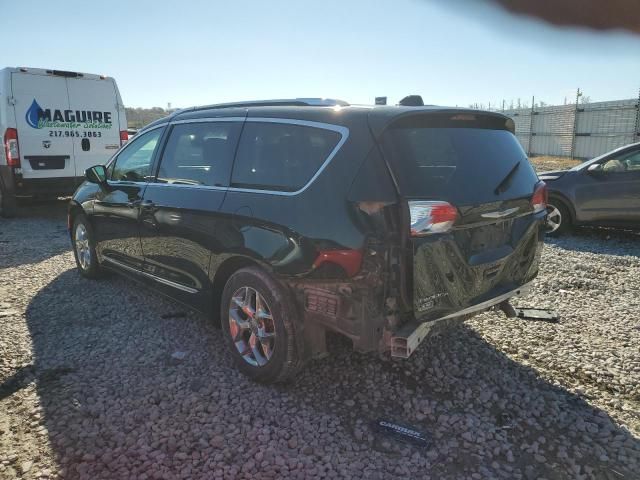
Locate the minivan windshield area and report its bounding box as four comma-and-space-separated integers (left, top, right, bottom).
382, 123, 538, 205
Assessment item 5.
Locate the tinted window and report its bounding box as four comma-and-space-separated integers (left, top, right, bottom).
382, 125, 538, 204
606, 149, 640, 172
231, 122, 341, 192
110, 128, 162, 182
156, 122, 241, 186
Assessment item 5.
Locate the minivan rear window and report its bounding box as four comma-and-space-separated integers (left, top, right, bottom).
382, 122, 538, 204
231, 122, 341, 192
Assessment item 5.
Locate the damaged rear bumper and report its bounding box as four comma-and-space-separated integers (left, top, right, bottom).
389, 280, 534, 358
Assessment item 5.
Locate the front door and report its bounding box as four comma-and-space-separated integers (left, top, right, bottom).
576, 148, 640, 224
92, 126, 164, 271
139, 119, 243, 309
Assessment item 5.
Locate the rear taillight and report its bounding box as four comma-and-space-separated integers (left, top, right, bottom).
4, 128, 20, 167
120, 130, 128, 146
409, 201, 458, 236
313, 249, 363, 277
531, 182, 548, 214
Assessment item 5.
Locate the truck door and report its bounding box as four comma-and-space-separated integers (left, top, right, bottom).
11, 72, 75, 179
66, 77, 123, 178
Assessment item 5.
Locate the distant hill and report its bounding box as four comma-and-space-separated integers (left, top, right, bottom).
125, 107, 170, 129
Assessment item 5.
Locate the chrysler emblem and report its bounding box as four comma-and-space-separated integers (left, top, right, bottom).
43, 140, 51, 149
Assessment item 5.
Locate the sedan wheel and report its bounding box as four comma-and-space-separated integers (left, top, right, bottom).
546, 204, 562, 233
545, 201, 571, 236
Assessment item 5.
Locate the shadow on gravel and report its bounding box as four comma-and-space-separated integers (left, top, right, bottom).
23, 269, 639, 479
547, 227, 640, 258
0, 199, 70, 268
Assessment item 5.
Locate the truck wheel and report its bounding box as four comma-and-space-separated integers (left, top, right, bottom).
0, 183, 17, 218
546, 201, 571, 236
221, 267, 303, 383
71, 215, 103, 279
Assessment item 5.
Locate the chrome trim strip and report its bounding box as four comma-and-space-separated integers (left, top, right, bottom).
133, 122, 168, 135
481, 207, 521, 219
102, 257, 199, 294
431, 281, 532, 322
145, 182, 226, 191
170, 117, 246, 124
390, 281, 533, 358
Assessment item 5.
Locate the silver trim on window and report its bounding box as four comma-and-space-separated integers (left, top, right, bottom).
171, 117, 246, 125
154, 117, 350, 196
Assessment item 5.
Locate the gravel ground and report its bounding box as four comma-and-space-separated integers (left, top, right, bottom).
0, 201, 639, 480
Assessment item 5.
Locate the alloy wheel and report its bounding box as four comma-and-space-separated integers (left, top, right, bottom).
546, 204, 562, 233
75, 223, 91, 270
228, 286, 276, 367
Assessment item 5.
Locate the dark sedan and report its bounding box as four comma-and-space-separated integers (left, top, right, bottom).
539, 142, 640, 235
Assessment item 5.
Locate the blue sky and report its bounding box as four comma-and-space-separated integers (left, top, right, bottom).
3, 0, 639, 108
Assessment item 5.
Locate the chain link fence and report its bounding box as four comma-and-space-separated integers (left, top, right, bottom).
493, 93, 640, 159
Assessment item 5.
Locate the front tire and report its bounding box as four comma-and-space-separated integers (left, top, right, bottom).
546, 200, 572, 236
221, 267, 302, 383
71, 215, 103, 279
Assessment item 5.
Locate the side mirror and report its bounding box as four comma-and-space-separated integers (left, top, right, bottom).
587, 164, 603, 174
86, 165, 108, 184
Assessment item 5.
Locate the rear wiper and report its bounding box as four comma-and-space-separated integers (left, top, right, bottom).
494, 160, 520, 195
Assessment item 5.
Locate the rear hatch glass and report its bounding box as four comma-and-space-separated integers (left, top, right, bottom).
381, 114, 538, 205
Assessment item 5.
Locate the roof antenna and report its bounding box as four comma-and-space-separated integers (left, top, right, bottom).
398, 95, 424, 106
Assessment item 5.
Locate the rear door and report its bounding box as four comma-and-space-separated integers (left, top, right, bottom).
11, 72, 75, 179
66, 76, 122, 177
379, 113, 544, 321
139, 116, 244, 310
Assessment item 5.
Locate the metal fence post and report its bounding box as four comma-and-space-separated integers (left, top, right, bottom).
635, 88, 640, 140
570, 88, 581, 160
528, 96, 534, 156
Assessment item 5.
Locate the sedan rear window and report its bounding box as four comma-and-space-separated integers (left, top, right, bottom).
382, 123, 538, 204
231, 122, 341, 192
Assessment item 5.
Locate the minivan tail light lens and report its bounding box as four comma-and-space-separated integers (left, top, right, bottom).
409, 201, 458, 236
4, 128, 20, 167
531, 182, 547, 214
119, 130, 128, 146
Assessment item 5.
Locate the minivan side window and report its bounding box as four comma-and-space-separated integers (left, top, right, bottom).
156, 122, 241, 186
231, 122, 341, 192
109, 128, 162, 182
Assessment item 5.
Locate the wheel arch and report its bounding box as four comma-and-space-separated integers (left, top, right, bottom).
67, 200, 87, 234
210, 255, 272, 325
547, 191, 576, 224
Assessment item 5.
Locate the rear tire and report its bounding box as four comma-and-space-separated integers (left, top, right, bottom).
220, 267, 303, 383
546, 200, 571, 236
71, 215, 103, 279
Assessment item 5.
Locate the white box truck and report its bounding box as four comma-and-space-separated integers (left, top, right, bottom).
0, 67, 127, 216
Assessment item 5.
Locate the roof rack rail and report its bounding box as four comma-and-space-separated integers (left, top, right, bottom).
187, 98, 349, 112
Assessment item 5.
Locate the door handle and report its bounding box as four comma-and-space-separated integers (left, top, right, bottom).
127, 199, 141, 208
